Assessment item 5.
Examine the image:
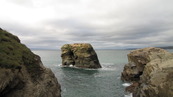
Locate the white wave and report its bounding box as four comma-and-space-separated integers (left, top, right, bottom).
124, 93, 133, 97
100, 63, 117, 71
58, 64, 62, 66
53, 64, 62, 67
122, 83, 131, 87
58, 62, 118, 71
59, 65, 95, 70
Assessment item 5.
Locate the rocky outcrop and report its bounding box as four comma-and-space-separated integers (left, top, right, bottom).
121, 47, 173, 97
0, 28, 61, 97
61, 43, 101, 68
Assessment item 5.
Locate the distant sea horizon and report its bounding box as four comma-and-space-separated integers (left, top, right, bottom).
30, 45, 173, 51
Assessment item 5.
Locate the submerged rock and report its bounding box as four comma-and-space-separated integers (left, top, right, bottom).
61, 43, 101, 68
0, 28, 61, 97
121, 47, 173, 97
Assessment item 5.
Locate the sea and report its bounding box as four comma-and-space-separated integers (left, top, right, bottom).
32, 49, 173, 97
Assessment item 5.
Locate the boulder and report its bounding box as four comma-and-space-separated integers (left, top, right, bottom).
121, 47, 173, 97
0, 28, 61, 97
61, 43, 101, 68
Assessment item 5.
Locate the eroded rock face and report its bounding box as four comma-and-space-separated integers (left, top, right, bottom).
121, 47, 173, 97
0, 28, 61, 97
61, 43, 101, 68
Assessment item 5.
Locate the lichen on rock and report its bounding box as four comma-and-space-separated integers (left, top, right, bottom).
0, 28, 61, 97
121, 47, 173, 97
61, 43, 101, 68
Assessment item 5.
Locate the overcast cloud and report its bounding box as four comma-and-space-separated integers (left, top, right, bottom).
0, 0, 173, 49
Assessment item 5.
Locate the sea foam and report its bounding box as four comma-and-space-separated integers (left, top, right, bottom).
124, 93, 133, 97
122, 83, 131, 87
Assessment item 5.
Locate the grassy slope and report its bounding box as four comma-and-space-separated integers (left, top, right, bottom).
0, 28, 42, 79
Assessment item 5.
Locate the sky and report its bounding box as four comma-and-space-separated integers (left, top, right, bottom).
0, 0, 173, 49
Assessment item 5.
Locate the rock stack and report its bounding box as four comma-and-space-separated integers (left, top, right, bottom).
61, 43, 101, 69
121, 47, 173, 97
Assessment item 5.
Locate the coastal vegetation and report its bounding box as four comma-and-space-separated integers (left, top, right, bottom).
0, 28, 61, 97
0, 28, 42, 79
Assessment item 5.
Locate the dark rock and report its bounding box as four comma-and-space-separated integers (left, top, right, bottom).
121, 47, 173, 97
125, 82, 139, 93
61, 43, 101, 68
0, 29, 61, 97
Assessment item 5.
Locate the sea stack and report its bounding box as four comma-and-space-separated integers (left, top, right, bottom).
61, 43, 101, 68
0, 28, 61, 97
121, 47, 173, 97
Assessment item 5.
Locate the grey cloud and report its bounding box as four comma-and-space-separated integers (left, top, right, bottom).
44, 18, 101, 40
0, 0, 173, 49
0, 22, 40, 36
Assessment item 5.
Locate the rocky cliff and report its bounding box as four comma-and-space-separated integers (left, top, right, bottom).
121, 47, 173, 97
0, 28, 61, 97
61, 43, 101, 68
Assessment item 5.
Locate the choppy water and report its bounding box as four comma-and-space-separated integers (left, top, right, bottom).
32, 49, 173, 97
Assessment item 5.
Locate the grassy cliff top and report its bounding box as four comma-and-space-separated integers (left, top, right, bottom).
1, 28, 25, 68
0, 28, 42, 78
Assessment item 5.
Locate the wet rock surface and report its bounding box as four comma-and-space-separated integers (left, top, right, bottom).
61, 43, 101, 68
121, 47, 173, 97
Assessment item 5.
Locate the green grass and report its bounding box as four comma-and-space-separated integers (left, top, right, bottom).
0, 28, 43, 80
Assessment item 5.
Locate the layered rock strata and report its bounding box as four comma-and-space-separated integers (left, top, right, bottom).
61, 43, 101, 68
0, 28, 61, 97
121, 47, 173, 97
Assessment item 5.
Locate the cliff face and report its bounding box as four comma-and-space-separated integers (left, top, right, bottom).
0, 28, 61, 97
61, 43, 101, 68
121, 47, 173, 97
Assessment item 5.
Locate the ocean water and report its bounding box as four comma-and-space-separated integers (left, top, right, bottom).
32, 49, 173, 97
